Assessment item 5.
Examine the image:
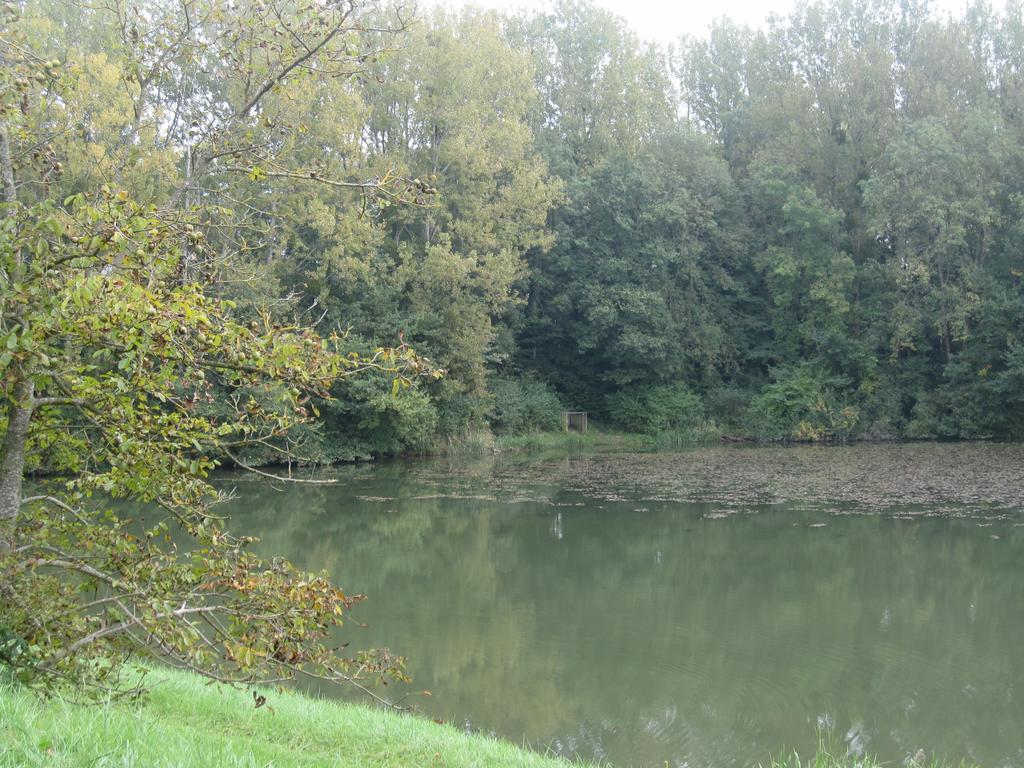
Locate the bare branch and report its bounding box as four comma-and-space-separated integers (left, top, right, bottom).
223, 448, 338, 485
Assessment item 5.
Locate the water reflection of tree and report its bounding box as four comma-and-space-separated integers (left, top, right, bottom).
218, 456, 1024, 768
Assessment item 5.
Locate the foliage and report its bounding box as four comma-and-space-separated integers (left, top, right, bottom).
520, 131, 746, 416
487, 376, 564, 435
13, 0, 1023, 453
510, 0, 1024, 443
0, 188, 432, 694
748, 366, 859, 441
330, 8, 563, 427
606, 384, 704, 435
0, 0, 438, 698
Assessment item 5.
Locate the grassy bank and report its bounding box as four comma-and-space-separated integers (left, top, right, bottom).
0, 667, 585, 768
0, 667, 977, 768
491, 424, 724, 455
493, 428, 646, 453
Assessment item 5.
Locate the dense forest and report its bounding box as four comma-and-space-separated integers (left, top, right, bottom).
15, 0, 1024, 454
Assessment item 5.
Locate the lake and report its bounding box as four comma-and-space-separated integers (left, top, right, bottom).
218, 443, 1024, 768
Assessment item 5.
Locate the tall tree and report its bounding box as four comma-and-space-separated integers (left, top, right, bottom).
507, 0, 676, 177
0, 0, 434, 696
522, 131, 747, 415
352, 9, 561, 430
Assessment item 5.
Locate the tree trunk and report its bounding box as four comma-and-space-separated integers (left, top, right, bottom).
0, 378, 34, 548
0, 123, 15, 206
0, 118, 29, 548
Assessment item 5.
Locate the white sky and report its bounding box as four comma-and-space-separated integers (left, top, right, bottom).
430, 0, 1005, 46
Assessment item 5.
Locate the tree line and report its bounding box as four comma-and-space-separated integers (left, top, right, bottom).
518, 0, 1024, 443
15, 0, 1024, 458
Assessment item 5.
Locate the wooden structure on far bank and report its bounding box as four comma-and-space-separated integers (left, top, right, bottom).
564, 411, 588, 433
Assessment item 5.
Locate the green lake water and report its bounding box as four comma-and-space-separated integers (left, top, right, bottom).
218, 443, 1024, 768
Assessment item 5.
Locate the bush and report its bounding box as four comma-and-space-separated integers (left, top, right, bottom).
310, 374, 439, 462
853, 371, 905, 440
606, 384, 704, 434
905, 396, 940, 439
707, 387, 755, 430
435, 389, 482, 436
487, 376, 564, 435
748, 365, 859, 440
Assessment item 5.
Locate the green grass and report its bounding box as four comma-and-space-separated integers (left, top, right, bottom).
493, 424, 723, 455
426, 421, 728, 459
493, 431, 601, 453
650, 423, 723, 450
764, 732, 976, 768
0, 668, 980, 768
493, 428, 651, 454
0, 667, 590, 768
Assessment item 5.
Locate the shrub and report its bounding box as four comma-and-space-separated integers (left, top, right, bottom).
707, 387, 754, 430
435, 390, 481, 436
748, 365, 859, 440
606, 384, 704, 434
314, 375, 439, 461
487, 376, 564, 435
